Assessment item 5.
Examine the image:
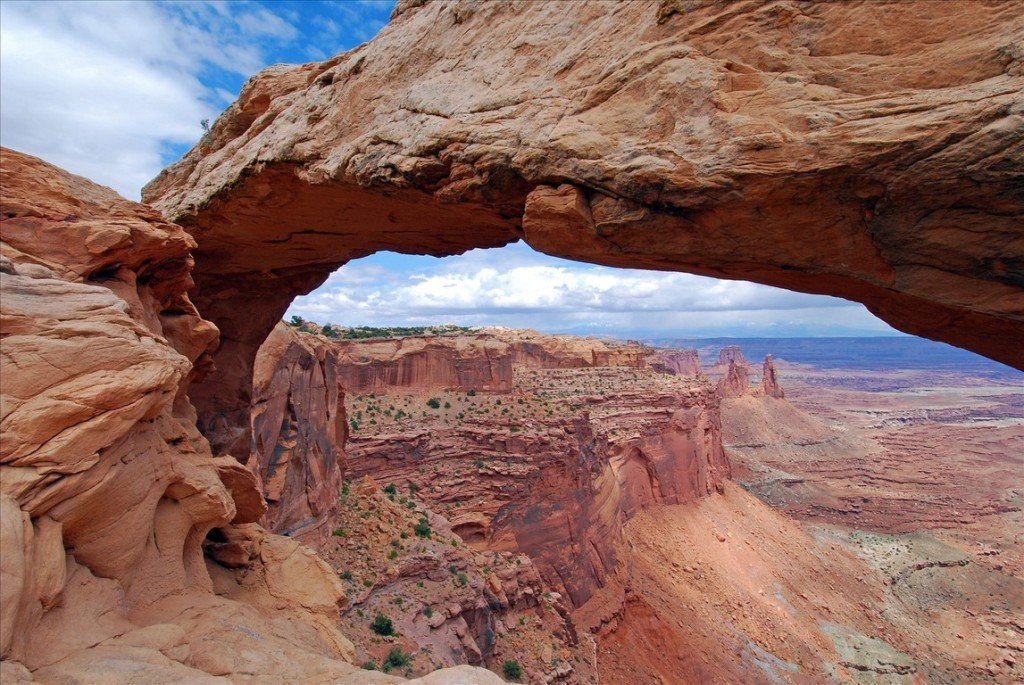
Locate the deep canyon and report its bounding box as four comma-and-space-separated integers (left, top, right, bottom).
2, 0, 1023, 683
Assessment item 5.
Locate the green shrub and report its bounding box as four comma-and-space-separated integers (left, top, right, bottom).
426, 398, 441, 409
388, 549, 398, 559
413, 518, 431, 538
467, 389, 476, 396
370, 613, 394, 636
383, 483, 397, 495
423, 605, 433, 618
361, 661, 376, 671
340, 569, 353, 580
382, 646, 412, 672
332, 528, 346, 537
503, 659, 523, 680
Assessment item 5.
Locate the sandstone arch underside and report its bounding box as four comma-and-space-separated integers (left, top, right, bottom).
143, 0, 1024, 456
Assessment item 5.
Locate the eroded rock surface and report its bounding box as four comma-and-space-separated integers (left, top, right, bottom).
0, 149, 505, 684
335, 334, 514, 394
250, 323, 346, 545
143, 0, 1024, 461
340, 338, 728, 608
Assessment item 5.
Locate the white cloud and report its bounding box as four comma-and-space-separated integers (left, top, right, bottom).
287, 244, 897, 336
0, 0, 300, 199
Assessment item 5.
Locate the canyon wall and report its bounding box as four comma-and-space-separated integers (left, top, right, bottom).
342, 351, 728, 608
250, 323, 346, 545
334, 334, 513, 393
142, 0, 1023, 463
0, 150, 504, 684
647, 348, 702, 376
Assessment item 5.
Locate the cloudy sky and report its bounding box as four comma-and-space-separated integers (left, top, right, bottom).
1, 0, 899, 338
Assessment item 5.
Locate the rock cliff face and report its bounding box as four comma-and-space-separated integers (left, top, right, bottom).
717, 346, 748, 368
343, 359, 728, 608
324, 477, 598, 683
647, 348, 701, 376
334, 334, 514, 393
250, 323, 346, 545
142, 0, 1024, 463
716, 361, 751, 399
0, 150, 504, 684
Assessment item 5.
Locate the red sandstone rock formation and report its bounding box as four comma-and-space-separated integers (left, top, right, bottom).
0, 150, 504, 684
142, 0, 1024, 462
250, 323, 346, 545
344, 360, 728, 608
717, 346, 748, 368
717, 361, 751, 399
487, 329, 650, 370
324, 477, 597, 681
334, 334, 513, 393
756, 354, 785, 399
648, 348, 701, 376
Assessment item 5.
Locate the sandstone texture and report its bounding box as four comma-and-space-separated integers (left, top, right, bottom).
142, 0, 1024, 460
647, 348, 701, 377
340, 336, 729, 608
721, 351, 1024, 682
716, 360, 751, 398
250, 323, 346, 544
0, 150, 506, 683
335, 333, 514, 394
323, 477, 597, 682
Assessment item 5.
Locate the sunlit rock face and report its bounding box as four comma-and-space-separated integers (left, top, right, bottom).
339, 331, 729, 608
0, 149, 505, 684
334, 334, 515, 394
144, 0, 1022, 461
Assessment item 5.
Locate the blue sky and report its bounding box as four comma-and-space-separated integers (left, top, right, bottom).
0, 0, 899, 338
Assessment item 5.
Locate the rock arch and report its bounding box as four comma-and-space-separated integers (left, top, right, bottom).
142, 0, 1024, 456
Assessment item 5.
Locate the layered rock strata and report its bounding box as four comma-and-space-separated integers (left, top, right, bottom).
142, 0, 1024, 461
343, 362, 728, 608
647, 348, 701, 377
0, 149, 503, 684
334, 334, 514, 393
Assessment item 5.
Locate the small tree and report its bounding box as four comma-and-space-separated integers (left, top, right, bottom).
370, 613, 393, 636
322, 323, 338, 338
289, 315, 305, 327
